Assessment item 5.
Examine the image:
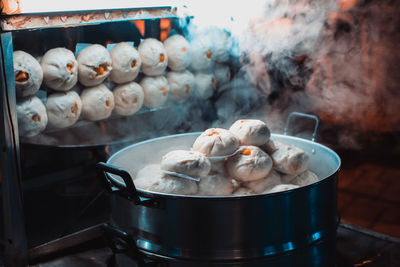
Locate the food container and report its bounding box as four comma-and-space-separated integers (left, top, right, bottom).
97, 113, 341, 265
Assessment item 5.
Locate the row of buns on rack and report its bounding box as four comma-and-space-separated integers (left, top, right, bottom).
14, 29, 234, 138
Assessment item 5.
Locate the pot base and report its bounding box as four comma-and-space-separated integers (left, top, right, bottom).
114, 235, 336, 267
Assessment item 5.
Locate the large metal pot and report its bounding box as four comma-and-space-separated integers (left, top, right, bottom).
97, 118, 341, 265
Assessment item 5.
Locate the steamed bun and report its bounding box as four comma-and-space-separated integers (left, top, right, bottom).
161, 150, 211, 178
189, 34, 214, 71
148, 175, 198, 195
166, 70, 194, 102
138, 38, 168, 76
140, 75, 169, 108
193, 72, 216, 99
113, 82, 144, 116
46, 90, 82, 128
80, 83, 114, 121
110, 42, 141, 84
281, 170, 319, 187
41, 47, 78, 91
13, 51, 43, 98
192, 128, 239, 157
136, 164, 198, 195
243, 170, 281, 194
197, 174, 234, 196
229, 119, 271, 146
271, 141, 310, 175
16, 96, 48, 137
77, 44, 112, 87
226, 146, 273, 182
164, 34, 190, 71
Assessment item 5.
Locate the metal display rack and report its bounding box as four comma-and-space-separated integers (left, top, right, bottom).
0, 2, 180, 265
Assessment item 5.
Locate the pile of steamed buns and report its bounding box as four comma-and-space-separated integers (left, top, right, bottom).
14, 29, 233, 138
135, 119, 319, 196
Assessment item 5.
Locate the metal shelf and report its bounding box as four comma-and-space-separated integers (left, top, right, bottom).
42, 105, 171, 135
0, 6, 178, 31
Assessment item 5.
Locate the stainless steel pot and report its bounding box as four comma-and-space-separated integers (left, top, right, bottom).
97, 113, 341, 264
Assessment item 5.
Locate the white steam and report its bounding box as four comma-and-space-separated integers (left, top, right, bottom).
178, 0, 338, 134
178, 0, 266, 37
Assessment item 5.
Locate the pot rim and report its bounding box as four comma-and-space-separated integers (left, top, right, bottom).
106, 132, 341, 200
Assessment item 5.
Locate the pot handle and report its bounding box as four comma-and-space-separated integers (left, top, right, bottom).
97, 162, 142, 205
283, 112, 320, 142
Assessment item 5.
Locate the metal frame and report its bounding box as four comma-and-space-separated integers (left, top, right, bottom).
0, 31, 27, 266
0, 0, 174, 15
0, 5, 182, 266
0, 7, 177, 31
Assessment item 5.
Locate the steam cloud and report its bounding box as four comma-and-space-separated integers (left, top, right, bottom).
179, 0, 338, 134
183, 0, 400, 150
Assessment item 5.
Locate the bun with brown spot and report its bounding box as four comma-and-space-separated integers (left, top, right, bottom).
41, 47, 78, 91
77, 44, 112, 87
13, 51, 43, 98
226, 145, 273, 182
166, 70, 194, 102
189, 34, 214, 71
164, 34, 191, 71
80, 83, 115, 121
113, 81, 144, 116
138, 38, 168, 76
140, 75, 169, 108
16, 96, 48, 137
110, 42, 142, 84
46, 90, 82, 128
192, 128, 239, 157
